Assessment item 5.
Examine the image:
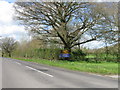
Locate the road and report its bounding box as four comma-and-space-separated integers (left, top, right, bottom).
1, 58, 118, 88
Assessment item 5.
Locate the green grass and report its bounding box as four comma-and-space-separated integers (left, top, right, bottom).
86, 54, 117, 59
12, 57, 118, 75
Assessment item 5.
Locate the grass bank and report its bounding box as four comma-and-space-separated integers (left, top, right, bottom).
12, 57, 118, 75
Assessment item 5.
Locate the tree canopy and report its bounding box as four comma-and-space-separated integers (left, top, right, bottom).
14, 2, 118, 51
0, 37, 17, 57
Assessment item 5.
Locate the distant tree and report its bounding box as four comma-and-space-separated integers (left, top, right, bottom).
0, 37, 17, 57
96, 2, 119, 61
14, 2, 117, 52
95, 2, 118, 43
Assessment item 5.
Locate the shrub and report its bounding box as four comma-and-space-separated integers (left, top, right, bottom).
71, 49, 86, 61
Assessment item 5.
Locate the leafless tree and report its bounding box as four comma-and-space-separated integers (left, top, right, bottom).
0, 37, 17, 57
96, 2, 118, 43
94, 2, 119, 61
14, 2, 117, 52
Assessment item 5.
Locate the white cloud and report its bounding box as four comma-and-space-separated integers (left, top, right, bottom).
82, 41, 105, 49
16, 0, 119, 2
0, 0, 14, 24
0, 0, 29, 42
0, 25, 24, 34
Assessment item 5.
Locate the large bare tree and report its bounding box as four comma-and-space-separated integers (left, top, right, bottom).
0, 37, 17, 57
14, 2, 117, 52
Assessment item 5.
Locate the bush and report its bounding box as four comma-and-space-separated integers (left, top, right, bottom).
71, 49, 86, 61
31, 48, 61, 60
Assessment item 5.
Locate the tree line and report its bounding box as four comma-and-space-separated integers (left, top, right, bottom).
0, 36, 119, 62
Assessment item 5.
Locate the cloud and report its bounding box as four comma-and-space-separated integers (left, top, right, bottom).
0, 0, 14, 24
0, 0, 28, 41
82, 41, 105, 49
13, 0, 119, 2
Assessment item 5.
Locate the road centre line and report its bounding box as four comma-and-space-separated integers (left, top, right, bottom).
25, 66, 53, 77
15, 62, 21, 65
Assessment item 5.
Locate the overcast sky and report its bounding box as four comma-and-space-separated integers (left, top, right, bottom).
0, 0, 118, 49
0, 0, 30, 41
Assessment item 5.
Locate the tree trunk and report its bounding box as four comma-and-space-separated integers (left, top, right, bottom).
8, 53, 11, 57
64, 46, 71, 60
64, 46, 71, 53
2, 52, 4, 57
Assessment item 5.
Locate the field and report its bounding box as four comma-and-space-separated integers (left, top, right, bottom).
86, 54, 117, 59
85, 54, 118, 62
13, 57, 118, 75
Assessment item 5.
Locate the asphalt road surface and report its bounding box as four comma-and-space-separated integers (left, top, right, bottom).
1, 58, 118, 88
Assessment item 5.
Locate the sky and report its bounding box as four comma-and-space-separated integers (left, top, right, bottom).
2, 0, 120, 2
3, 0, 16, 3
0, 0, 117, 49
0, 0, 30, 42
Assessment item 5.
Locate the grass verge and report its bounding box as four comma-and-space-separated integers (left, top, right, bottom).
12, 57, 118, 75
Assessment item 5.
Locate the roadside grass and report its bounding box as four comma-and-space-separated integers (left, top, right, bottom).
12, 57, 118, 75
86, 54, 117, 59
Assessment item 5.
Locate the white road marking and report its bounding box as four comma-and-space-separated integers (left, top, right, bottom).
25, 66, 53, 77
90, 73, 119, 79
91, 73, 103, 77
15, 62, 21, 65
105, 75, 119, 79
